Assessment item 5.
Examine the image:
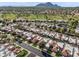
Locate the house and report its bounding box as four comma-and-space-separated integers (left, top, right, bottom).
46, 40, 57, 49
0, 46, 5, 52
31, 36, 40, 43
8, 46, 15, 51
26, 33, 32, 37
64, 35, 69, 41
62, 49, 71, 57
51, 52, 56, 57
73, 47, 78, 57
13, 48, 21, 54
68, 36, 76, 44
48, 40, 54, 46
37, 39, 44, 45
55, 33, 60, 39
61, 34, 66, 40
49, 31, 54, 37
27, 36, 32, 40
51, 44, 59, 53
31, 35, 36, 39
4, 43, 10, 48
36, 36, 42, 41
4, 44, 10, 48
26, 34, 36, 42
57, 42, 64, 48
75, 28, 79, 33
51, 32, 57, 37
65, 44, 73, 54
77, 38, 79, 45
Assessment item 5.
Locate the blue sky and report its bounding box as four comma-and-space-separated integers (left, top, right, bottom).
0, 2, 79, 7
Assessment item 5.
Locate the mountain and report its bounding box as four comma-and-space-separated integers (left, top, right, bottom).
36, 2, 61, 7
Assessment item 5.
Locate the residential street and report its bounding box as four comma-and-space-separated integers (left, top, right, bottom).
16, 42, 44, 57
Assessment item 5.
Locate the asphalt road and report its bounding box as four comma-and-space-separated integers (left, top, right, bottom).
27, 53, 36, 57
16, 42, 44, 57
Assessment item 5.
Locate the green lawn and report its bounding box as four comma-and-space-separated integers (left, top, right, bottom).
16, 49, 28, 57
32, 43, 37, 47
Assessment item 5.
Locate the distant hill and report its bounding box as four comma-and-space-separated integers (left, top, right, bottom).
36, 2, 61, 7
